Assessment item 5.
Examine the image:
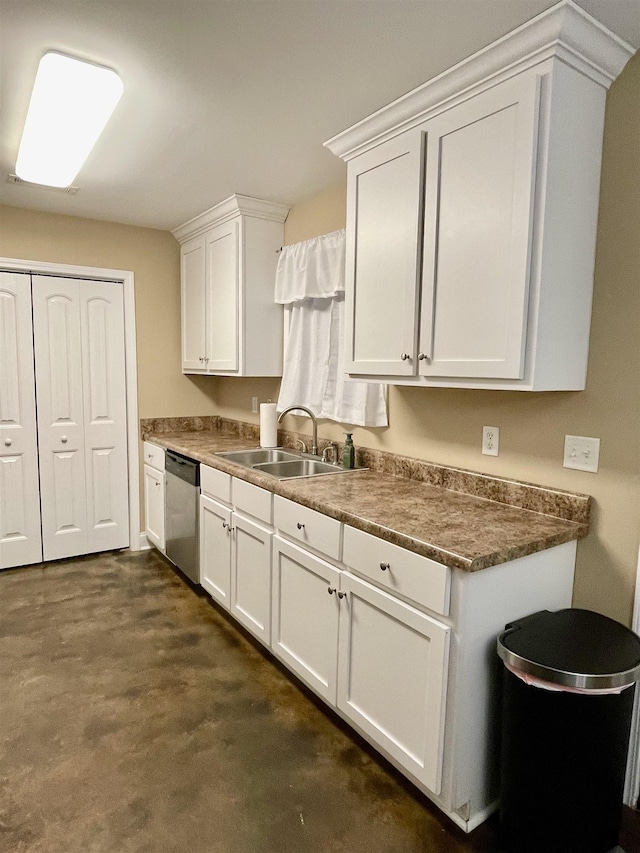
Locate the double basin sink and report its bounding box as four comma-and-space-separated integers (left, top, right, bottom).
216, 448, 360, 480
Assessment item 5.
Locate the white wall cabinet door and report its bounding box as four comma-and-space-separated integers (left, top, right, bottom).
180, 234, 207, 371
199, 494, 232, 608
32, 275, 129, 561
345, 131, 424, 376
419, 74, 540, 379
271, 536, 341, 704
0, 272, 42, 569
337, 572, 450, 795
230, 512, 271, 645
206, 220, 239, 372
144, 465, 165, 552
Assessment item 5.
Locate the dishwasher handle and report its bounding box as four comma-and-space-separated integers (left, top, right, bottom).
165, 451, 200, 487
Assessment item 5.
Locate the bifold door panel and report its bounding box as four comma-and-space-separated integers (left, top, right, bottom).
0, 273, 129, 569
33, 276, 129, 560
0, 272, 42, 569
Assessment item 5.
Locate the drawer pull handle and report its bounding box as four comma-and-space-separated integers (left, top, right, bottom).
296, 522, 305, 530
327, 586, 336, 595
4, 438, 11, 447
337, 591, 346, 599
380, 562, 390, 571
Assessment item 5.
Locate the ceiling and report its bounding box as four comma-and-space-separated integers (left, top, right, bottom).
1, 0, 638, 232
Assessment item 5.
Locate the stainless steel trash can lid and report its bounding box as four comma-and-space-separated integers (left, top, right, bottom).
497, 608, 640, 691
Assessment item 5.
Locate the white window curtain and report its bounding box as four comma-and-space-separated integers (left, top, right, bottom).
275, 229, 387, 427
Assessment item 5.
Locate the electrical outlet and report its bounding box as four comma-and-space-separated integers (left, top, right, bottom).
482, 426, 499, 456
251, 396, 259, 414
563, 435, 600, 473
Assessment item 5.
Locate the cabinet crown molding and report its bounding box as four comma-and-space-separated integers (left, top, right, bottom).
324, 0, 636, 161
172, 193, 289, 243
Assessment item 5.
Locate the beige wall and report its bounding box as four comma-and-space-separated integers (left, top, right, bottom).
1, 52, 638, 625
0, 204, 217, 419
217, 56, 640, 626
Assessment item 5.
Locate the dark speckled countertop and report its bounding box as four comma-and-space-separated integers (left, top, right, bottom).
144, 423, 590, 573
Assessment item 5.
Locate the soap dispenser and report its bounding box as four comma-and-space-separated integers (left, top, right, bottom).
343, 433, 355, 469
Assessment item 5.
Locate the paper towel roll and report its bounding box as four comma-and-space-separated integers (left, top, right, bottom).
260, 402, 278, 448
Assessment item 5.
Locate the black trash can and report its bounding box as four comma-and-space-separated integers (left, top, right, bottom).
497, 608, 640, 853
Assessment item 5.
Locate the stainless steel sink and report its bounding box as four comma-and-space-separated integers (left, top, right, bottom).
253, 458, 345, 479
216, 448, 300, 466
215, 446, 362, 479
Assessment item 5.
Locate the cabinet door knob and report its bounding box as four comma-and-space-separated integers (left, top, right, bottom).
380, 562, 390, 571
418, 352, 426, 361
337, 591, 346, 599
327, 586, 336, 595
61, 436, 68, 444
296, 522, 305, 530
400, 353, 411, 361
222, 521, 233, 531
4, 438, 11, 447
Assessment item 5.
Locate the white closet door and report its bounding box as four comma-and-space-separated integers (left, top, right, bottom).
33, 276, 129, 560
80, 280, 129, 553
0, 272, 43, 569
33, 276, 87, 559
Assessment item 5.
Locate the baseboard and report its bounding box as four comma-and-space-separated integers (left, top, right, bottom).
137, 532, 152, 551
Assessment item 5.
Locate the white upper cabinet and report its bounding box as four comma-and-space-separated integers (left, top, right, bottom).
419, 74, 539, 380
180, 234, 206, 372
346, 132, 423, 376
326, 1, 635, 390
173, 194, 289, 377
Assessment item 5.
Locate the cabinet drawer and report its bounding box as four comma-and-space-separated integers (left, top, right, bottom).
274, 496, 341, 561
343, 525, 450, 616
201, 464, 231, 504
143, 441, 165, 472
232, 478, 272, 525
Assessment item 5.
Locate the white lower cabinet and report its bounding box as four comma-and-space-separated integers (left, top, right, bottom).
336, 572, 450, 795
144, 465, 165, 552
199, 471, 273, 647
144, 441, 165, 552
231, 513, 272, 645
271, 536, 341, 704
200, 494, 232, 608
197, 479, 576, 833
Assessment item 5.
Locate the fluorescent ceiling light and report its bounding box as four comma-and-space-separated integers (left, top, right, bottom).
15, 52, 123, 188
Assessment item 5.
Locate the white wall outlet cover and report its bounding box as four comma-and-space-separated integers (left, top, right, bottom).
482, 426, 499, 456
563, 435, 600, 473
251, 396, 259, 414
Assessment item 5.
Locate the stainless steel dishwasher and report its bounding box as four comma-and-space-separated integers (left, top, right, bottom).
165, 451, 200, 584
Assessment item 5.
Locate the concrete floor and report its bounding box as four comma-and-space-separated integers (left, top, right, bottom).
0, 549, 638, 853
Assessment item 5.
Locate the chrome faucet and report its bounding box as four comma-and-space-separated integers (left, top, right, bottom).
322, 443, 339, 465
277, 405, 318, 456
